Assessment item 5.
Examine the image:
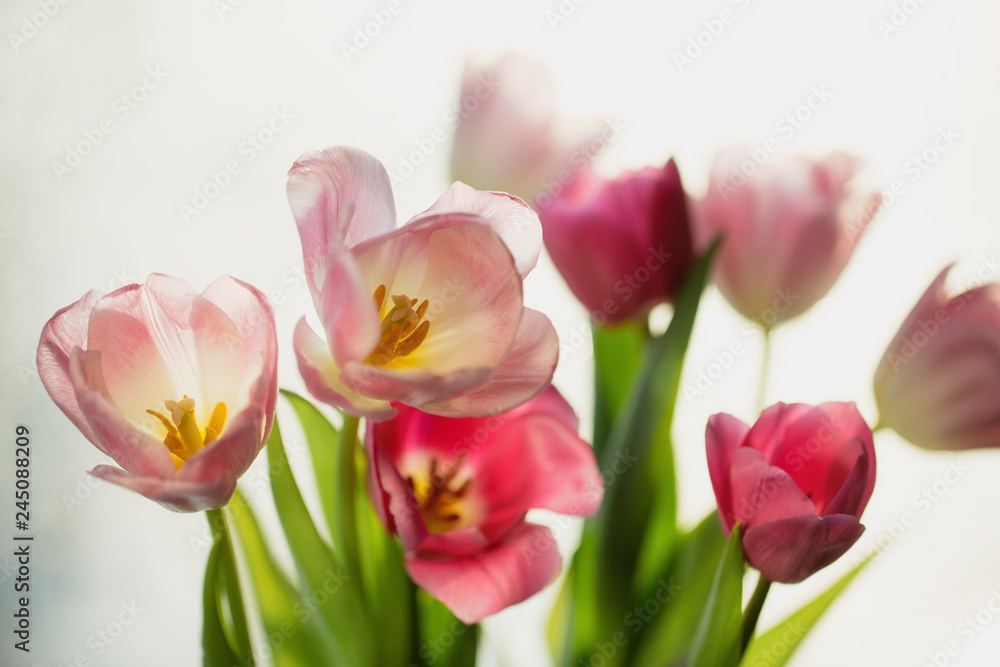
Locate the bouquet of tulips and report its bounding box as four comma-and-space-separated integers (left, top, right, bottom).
36, 60, 999, 667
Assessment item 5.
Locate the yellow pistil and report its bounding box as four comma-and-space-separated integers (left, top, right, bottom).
366, 284, 431, 367
146, 395, 227, 470
407, 455, 471, 533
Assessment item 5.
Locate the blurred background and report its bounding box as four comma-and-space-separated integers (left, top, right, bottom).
1, 0, 998, 664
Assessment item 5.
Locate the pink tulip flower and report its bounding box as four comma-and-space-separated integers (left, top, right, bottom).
695, 151, 881, 327
37, 275, 278, 512
366, 387, 602, 623
875, 266, 1000, 450
706, 402, 876, 583
449, 54, 596, 204
537, 161, 695, 325
288, 146, 558, 421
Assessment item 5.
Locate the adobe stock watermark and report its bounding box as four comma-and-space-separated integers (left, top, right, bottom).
559, 243, 679, 360
7, 0, 73, 55
846, 125, 959, 241
714, 84, 835, 201
58, 600, 145, 667
672, 0, 760, 73
877, 0, 933, 40
544, 0, 594, 31
178, 107, 295, 223
214, 0, 248, 20
532, 116, 628, 208
51, 66, 169, 182
682, 288, 799, 404
387, 73, 500, 186
920, 590, 1000, 667
581, 578, 682, 667
340, 0, 412, 63
744, 621, 808, 666
410, 618, 472, 667
855, 458, 970, 565
882, 253, 998, 373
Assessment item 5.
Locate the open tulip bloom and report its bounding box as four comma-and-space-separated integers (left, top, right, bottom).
34, 136, 996, 667
37, 274, 278, 512
289, 146, 558, 420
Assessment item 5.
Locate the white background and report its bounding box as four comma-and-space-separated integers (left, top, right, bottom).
1, 0, 999, 665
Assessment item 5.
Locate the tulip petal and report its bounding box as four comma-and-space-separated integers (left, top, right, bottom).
743, 513, 865, 584
320, 248, 383, 368
423, 308, 558, 417
726, 448, 814, 529
705, 412, 750, 531
89, 464, 235, 513
340, 361, 493, 410
743, 402, 813, 460
404, 522, 561, 624
293, 317, 395, 420
414, 182, 542, 279
70, 350, 175, 477
287, 147, 397, 299
37, 289, 104, 446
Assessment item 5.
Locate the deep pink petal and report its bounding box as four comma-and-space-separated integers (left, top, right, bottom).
89, 465, 235, 513
743, 402, 813, 459
404, 522, 561, 624
705, 412, 750, 531
726, 448, 814, 530
422, 308, 558, 417
367, 437, 429, 550
293, 318, 395, 420
37, 289, 104, 445
413, 182, 542, 279
743, 514, 865, 583
287, 147, 397, 299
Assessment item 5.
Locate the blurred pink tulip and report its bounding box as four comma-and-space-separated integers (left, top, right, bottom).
875, 266, 1000, 450
695, 151, 881, 327
706, 402, 876, 583
37, 275, 278, 512
289, 146, 558, 421
538, 161, 695, 325
366, 386, 602, 623
450, 54, 601, 204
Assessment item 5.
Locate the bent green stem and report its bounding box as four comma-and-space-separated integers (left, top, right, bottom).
741, 575, 772, 655
206, 507, 252, 661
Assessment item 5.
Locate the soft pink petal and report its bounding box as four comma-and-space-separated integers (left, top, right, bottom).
85, 283, 197, 427
743, 402, 813, 460
70, 349, 175, 477
367, 438, 429, 551
287, 147, 397, 298
339, 361, 493, 410
705, 412, 751, 531
743, 513, 865, 584
37, 289, 104, 445
89, 465, 235, 513
319, 247, 383, 367
423, 308, 558, 417
414, 182, 542, 279
404, 522, 561, 624
293, 318, 395, 420
175, 403, 266, 488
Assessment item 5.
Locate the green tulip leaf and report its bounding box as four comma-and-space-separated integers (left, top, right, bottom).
688, 524, 745, 667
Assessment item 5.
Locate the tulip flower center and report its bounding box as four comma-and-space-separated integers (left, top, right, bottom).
146, 396, 227, 470
406, 455, 471, 533
366, 284, 431, 367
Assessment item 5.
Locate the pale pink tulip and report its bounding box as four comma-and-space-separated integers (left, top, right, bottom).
449, 54, 599, 204
875, 266, 1000, 450
366, 387, 602, 623
695, 151, 881, 326
538, 161, 694, 324
289, 146, 558, 421
706, 402, 876, 583
37, 275, 278, 512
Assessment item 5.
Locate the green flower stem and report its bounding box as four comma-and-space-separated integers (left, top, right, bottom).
757, 327, 772, 414
339, 414, 362, 583
741, 575, 772, 655
206, 506, 252, 661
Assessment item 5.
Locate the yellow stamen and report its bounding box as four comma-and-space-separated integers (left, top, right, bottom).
366, 284, 432, 366
407, 455, 471, 533
147, 397, 228, 467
